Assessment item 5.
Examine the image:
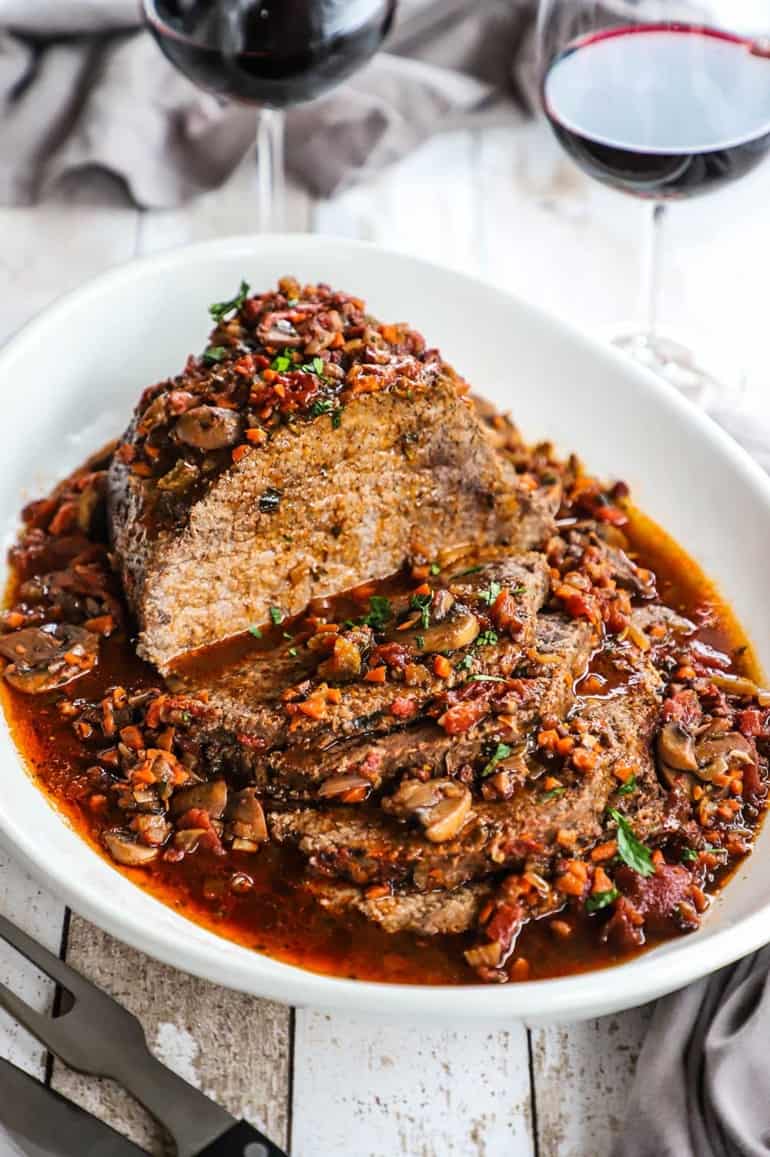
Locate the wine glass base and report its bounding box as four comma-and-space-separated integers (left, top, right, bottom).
610, 328, 738, 410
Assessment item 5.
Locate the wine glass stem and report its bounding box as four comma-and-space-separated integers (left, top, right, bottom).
641, 201, 666, 339
257, 107, 285, 232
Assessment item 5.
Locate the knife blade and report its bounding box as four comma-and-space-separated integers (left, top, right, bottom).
0, 1056, 146, 1157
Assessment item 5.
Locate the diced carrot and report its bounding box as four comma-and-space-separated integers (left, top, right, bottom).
364, 666, 387, 683
433, 656, 451, 679
572, 748, 597, 772
245, 427, 267, 444
592, 866, 614, 894
590, 840, 617, 862
298, 698, 325, 720
84, 615, 114, 636
231, 444, 251, 463
413, 582, 431, 596
120, 725, 145, 750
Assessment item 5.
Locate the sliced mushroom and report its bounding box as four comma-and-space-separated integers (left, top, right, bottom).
175, 406, 242, 451
170, 779, 228, 819
103, 830, 159, 867
0, 624, 99, 693
694, 726, 756, 783
401, 610, 480, 654
657, 722, 698, 772
383, 778, 473, 843
225, 789, 268, 844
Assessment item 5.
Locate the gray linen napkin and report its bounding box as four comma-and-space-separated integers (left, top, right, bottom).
616, 947, 770, 1157
0, 0, 535, 207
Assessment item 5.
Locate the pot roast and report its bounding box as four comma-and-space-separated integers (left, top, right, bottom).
5, 276, 766, 987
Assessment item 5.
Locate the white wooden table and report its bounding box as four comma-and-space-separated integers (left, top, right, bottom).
2, 115, 769, 1157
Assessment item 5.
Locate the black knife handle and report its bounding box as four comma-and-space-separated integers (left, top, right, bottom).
196, 1119, 288, 1157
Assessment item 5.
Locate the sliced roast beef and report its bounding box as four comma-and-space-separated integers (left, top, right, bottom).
173, 553, 551, 762
242, 614, 596, 802
109, 281, 559, 671
269, 668, 663, 892
309, 879, 492, 935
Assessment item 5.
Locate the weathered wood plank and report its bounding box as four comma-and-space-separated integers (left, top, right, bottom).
51, 917, 291, 1155
0, 169, 139, 1092
531, 1007, 653, 1157
292, 1010, 535, 1157
0, 853, 63, 1079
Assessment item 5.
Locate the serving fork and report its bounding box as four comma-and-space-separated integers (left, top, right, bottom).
0, 912, 287, 1157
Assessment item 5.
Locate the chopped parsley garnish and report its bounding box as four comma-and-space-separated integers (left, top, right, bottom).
453, 565, 482, 579
410, 592, 432, 630
298, 356, 327, 377
467, 673, 507, 683
415, 634, 426, 650
609, 809, 655, 877
203, 345, 228, 363
309, 397, 336, 417
480, 742, 512, 777
209, 279, 250, 322
616, 775, 638, 796
248, 626, 263, 639
271, 351, 293, 373
430, 563, 441, 575
540, 786, 566, 802
288, 647, 298, 657
478, 580, 502, 606
360, 595, 393, 630
457, 653, 474, 671
331, 408, 343, 430
585, 888, 619, 913
476, 629, 499, 648
258, 487, 282, 513
269, 606, 284, 626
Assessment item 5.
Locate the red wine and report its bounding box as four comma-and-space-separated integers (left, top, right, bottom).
145, 0, 396, 108
543, 24, 770, 199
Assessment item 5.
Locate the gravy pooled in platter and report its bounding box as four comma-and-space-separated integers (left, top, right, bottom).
2, 278, 767, 985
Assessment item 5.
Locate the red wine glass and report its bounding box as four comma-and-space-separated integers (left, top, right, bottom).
537, 1, 770, 397
143, 0, 397, 231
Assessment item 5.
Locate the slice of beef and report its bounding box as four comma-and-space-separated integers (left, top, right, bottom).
269, 670, 663, 892
244, 614, 595, 801
110, 279, 559, 673
309, 879, 492, 936
175, 554, 551, 761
